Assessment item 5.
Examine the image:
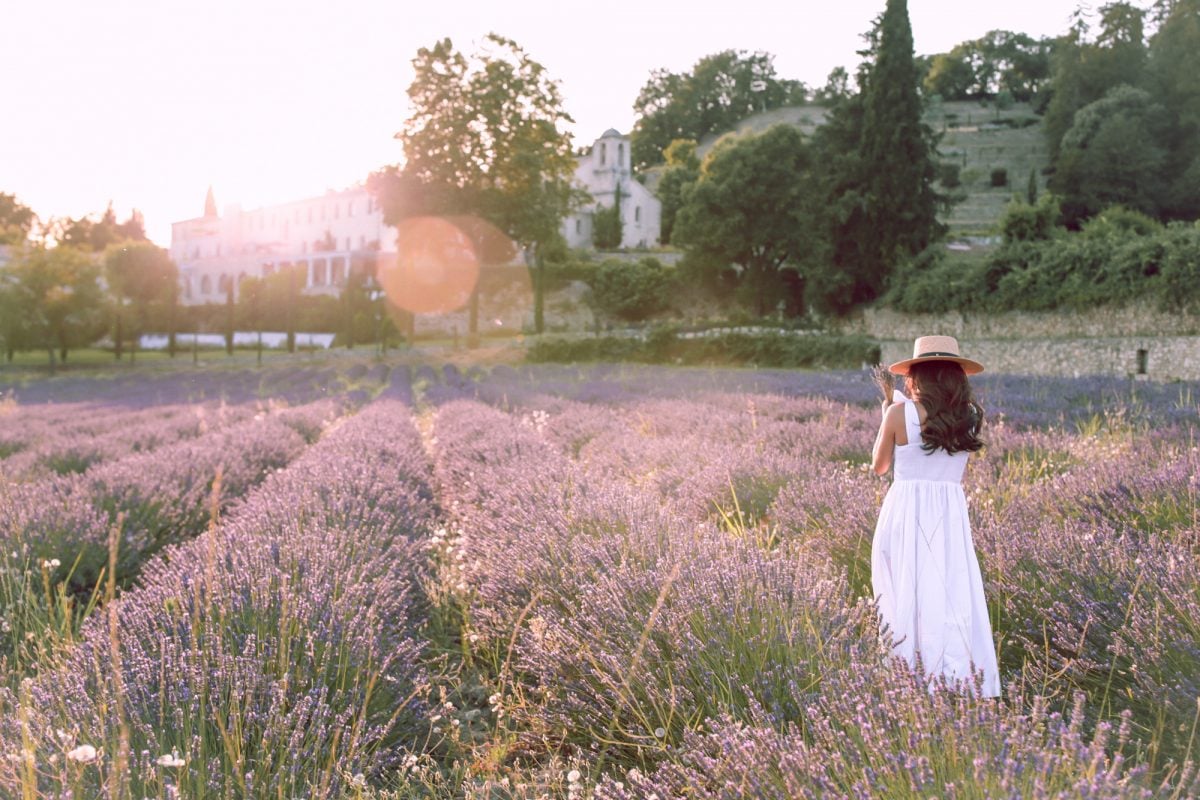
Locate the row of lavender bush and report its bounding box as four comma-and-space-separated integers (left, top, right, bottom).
0, 400, 264, 480
416, 384, 1197, 797
0, 397, 438, 798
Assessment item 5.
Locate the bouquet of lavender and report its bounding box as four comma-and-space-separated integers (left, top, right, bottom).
870, 364, 895, 405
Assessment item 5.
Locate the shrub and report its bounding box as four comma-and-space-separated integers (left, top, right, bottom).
990, 167, 1008, 187
589, 257, 673, 322
592, 203, 622, 250
938, 162, 961, 188
1000, 194, 1060, 243
527, 330, 880, 369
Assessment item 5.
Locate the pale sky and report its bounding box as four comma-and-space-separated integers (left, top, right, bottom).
1, 0, 1090, 245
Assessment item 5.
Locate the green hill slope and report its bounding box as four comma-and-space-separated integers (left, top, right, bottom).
685, 99, 1049, 237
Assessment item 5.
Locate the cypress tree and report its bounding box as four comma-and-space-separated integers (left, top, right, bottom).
814, 0, 942, 313
858, 0, 942, 296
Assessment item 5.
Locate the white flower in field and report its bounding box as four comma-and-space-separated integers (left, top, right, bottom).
567, 769, 581, 783
468, 633, 479, 643
654, 727, 666, 738
349, 773, 366, 788
66, 744, 97, 763
41, 558, 61, 570
155, 750, 185, 768
430, 714, 442, 723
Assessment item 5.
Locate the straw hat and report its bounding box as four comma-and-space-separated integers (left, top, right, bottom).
888, 335, 984, 376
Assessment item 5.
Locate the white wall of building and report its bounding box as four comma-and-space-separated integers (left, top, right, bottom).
562, 129, 662, 251
170, 185, 398, 305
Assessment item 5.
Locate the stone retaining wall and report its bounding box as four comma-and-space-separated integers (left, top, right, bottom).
844, 304, 1200, 380
877, 336, 1200, 381
840, 303, 1200, 339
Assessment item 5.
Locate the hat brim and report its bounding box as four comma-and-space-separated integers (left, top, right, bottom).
888, 355, 984, 376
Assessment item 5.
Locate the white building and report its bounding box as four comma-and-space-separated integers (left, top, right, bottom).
170, 185, 398, 305
562, 129, 661, 250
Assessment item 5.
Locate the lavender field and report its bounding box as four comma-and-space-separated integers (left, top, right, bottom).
1, 362, 1198, 799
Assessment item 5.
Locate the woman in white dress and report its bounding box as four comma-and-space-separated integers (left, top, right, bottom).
870, 335, 1001, 699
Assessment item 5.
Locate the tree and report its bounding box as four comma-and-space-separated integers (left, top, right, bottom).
1, 245, 105, 369
104, 242, 178, 361
1146, 0, 1200, 218
673, 124, 818, 317
592, 185, 623, 250
1052, 85, 1169, 225
813, 66, 852, 105
1043, 3, 1147, 162
56, 204, 147, 252
370, 34, 579, 335
630, 50, 806, 170
656, 139, 701, 245
813, 0, 944, 313
0, 193, 36, 246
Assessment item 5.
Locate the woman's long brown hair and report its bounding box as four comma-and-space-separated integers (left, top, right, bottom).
907, 360, 984, 454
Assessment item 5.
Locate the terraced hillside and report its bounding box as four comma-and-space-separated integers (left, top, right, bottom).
682, 99, 1048, 237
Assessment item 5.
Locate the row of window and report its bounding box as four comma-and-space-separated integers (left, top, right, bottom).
237, 196, 376, 231
598, 142, 626, 168
189, 235, 372, 261
185, 256, 351, 298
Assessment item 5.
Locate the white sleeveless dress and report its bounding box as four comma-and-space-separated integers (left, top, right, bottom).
870, 398, 1001, 698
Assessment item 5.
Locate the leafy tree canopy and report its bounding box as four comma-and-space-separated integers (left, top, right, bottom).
673, 124, 818, 316
370, 34, 580, 258
0, 193, 36, 246
630, 50, 807, 171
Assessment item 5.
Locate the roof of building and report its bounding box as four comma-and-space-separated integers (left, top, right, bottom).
599, 128, 624, 139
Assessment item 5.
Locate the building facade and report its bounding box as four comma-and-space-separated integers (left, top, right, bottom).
562, 129, 661, 251
170, 185, 398, 304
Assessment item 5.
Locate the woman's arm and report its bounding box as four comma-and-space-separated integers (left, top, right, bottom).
872, 402, 906, 476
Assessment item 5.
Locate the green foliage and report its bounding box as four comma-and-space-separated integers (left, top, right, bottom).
938, 162, 961, 188
674, 124, 817, 317
0, 193, 36, 246
53, 204, 147, 252
591, 201, 623, 250
1000, 193, 1062, 243
369, 34, 581, 335
0, 245, 106, 365
1027, 167, 1038, 204
1080, 205, 1162, 239
527, 329, 880, 369
888, 218, 1200, 313
657, 139, 701, 245
812, 0, 944, 314
1052, 85, 1170, 226
921, 30, 1055, 102
589, 257, 673, 322
1043, 3, 1148, 163
630, 50, 807, 170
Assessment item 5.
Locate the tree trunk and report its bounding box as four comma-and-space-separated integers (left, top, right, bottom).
532, 246, 545, 334
225, 285, 235, 355
286, 267, 297, 353
168, 291, 178, 358
114, 310, 123, 360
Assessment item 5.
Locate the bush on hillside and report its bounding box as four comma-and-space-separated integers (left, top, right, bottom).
887, 219, 1200, 314
589, 257, 675, 322
938, 162, 962, 188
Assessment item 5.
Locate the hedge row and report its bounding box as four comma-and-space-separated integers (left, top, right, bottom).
526, 330, 880, 369
889, 215, 1200, 314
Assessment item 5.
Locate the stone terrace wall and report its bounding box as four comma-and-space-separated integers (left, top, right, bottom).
837, 304, 1200, 380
